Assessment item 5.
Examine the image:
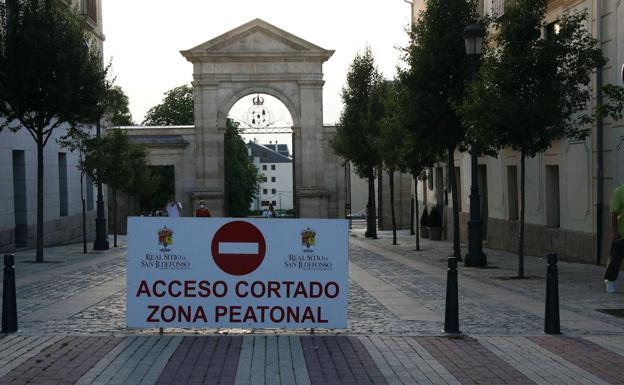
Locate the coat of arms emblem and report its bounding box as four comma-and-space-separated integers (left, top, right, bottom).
301, 227, 316, 252
158, 226, 173, 249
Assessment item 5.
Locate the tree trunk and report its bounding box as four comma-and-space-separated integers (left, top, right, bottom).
519, 151, 526, 278
448, 146, 461, 260
113, 189, 118, 248
414, 175, 420, 251
36, 135, 44, 263
390, 170, 397, 245
365, 174, 377, 239
81, 172, 87, 254
377, 168, 383, 230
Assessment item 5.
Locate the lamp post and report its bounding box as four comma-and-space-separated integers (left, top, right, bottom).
93, 111, 112, 250
463, 23, 487, 267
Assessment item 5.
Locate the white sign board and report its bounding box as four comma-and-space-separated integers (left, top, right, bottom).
126, 217, 348, 329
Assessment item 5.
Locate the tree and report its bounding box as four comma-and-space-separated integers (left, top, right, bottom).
84, 129, 150, 247
0, 0, 108, 262
332, 47, 385, 239
57, 126, 91, 254
378, 81, 404, 245
107, 85, 134, 126
459, 0, 614, 277
400, 0, 478, 259
225, 119, 259, 217
142, 85, 193, 125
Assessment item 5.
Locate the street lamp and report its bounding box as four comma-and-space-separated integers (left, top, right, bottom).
93, 109, 114, 250
463, 22, 487, 267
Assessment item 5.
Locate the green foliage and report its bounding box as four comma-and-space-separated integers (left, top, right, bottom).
331, 46, 385, 179
0, 0, 108, 261
83, 129, 151, 196
0, 0, 108, 136
378, 81, 407, 173
399, 0, 478, 152
107, 85, 134, 126
420, 207, 429, 227
600, 85, 624, 122
460, 0, 606, 156
142, 85, 193, 125
225, 119, 259, 217
428, 206, 442, 227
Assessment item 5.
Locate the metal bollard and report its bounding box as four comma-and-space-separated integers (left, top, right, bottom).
444, 256, 460, 334
544, 253, 561, 335
2, 254, 18, 333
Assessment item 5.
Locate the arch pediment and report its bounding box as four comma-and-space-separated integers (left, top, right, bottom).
181, 18, 334, 63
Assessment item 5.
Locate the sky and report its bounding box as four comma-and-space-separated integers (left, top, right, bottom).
101, 0, 412, 126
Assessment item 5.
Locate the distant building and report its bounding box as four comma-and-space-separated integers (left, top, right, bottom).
0, 0, 106, 251
247, 141, 294, 211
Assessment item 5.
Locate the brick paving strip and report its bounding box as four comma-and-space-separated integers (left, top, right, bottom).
0, 336, 122, 385
301, 336, 389, 385
0, 335, 65, 377
479, 337, 610, 385
583, 335, 624, 356
75, 336, 182, 385
419, 337, 536, 385
154, 336, 242, 385
359, 336, 461, 385
528, 336, 624, 385
234, 336, 311, 385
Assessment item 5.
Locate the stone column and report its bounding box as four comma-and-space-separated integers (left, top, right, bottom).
193, 83, 225, 216
296, 81, 330, 218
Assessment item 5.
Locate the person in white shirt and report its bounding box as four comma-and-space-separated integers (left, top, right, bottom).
165, 195, 182, 217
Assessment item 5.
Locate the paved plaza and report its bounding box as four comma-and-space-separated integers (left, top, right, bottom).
1, 226, 624, 384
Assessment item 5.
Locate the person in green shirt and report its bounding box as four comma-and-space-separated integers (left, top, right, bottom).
604, 185, 624, 293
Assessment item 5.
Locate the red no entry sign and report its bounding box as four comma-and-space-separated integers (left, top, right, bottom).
211, 221, 267, 276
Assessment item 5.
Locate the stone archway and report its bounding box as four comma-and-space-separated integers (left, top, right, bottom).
181, 18, 342, 218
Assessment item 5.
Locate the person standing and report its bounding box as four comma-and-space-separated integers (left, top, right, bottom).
605, 184, 624, 293
195, 201, 212, 217
268, 203, 275, 218
165, 195, 182, 217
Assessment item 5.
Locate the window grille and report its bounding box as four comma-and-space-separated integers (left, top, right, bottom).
491, 0, 506, 18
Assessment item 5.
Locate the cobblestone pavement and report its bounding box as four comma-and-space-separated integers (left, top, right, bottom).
1, 229, 624, 383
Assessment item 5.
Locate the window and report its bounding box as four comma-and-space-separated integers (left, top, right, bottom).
262, 165, 267, 171
454, 167, 462, 211
507, 166, 518, 220
272, 201, 277, 206
545, 165, 560, 228
271, 189, 276, 194
86, 176, 94, 211
491, 0, 513, 18
271, 165, 276, 170
263, 189, 268, 195
13, 150, 28, 248
261, 200, 270, 206
271, 177, 276, 182
82, 0, 97, 23
58, 153, 68, 217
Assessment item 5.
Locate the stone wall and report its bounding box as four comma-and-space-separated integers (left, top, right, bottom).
0, 211, 96, 252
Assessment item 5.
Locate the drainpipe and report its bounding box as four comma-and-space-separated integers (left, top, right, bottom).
595, 0, 604, 265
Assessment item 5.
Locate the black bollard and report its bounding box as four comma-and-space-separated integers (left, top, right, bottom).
544, 253, 560, 335
444, 256, 460, 334
2, 254, 18, 333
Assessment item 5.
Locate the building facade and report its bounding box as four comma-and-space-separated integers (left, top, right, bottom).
247, 141, 294, 211
0, 0, 106, 251
412, 0, 624, 264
